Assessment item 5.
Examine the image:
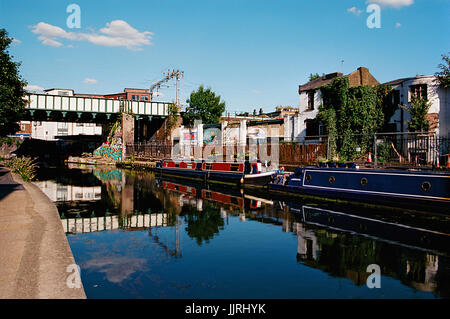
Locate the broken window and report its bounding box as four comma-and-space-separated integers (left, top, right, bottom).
409, 84, 427, 101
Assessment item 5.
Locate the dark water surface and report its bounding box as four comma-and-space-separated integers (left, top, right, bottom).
34, 165, 450, 299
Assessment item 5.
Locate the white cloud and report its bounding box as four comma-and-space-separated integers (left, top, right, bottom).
12, 38, 22, 45
83, 78, 98, 84
251, 89, 262, 94
31, 20, 153, 50
395, 22, 402, 28
25, 85, 44, 93
366, 0, 414, 8
347, 7, 363, 16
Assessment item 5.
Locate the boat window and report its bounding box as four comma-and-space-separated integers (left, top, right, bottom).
230, 164, 240, 172
361, 178, 368, 186
175, 163, 180, 168
205, 163, 212, 170
421, 181, 431, 191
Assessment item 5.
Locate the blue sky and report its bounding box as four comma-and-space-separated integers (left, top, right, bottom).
1, 0, 449, 114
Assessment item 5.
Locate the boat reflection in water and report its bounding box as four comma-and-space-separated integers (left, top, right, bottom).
159, 177, 450, 297
34, 165, 450, 298
283, 202, 450, 296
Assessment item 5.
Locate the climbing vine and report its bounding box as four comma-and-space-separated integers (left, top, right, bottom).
317, 76, 395, 160
166, 103, 179, 131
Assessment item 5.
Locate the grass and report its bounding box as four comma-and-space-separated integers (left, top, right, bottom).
4, 156, 39, 181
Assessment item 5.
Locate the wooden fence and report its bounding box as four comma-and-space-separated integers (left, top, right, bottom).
125, 142, 327, 165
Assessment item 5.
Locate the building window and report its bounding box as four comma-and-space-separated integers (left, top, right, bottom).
118, 96, 123, 100
305, 119, 319, 137
307, 90, 315, 110
318, 124, 325, 136
391, 89, 400, 105
410, 84, 427, 101
132, 95, 139, 101
140, 95, 149, 101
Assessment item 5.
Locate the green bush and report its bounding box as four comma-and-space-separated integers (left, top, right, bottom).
0, 137, 14, 146
377, 141, 392, 163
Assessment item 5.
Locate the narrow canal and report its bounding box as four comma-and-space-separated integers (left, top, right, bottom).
34, 165, 450, 299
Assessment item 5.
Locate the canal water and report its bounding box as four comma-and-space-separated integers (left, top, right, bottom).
34, 165, 450, 299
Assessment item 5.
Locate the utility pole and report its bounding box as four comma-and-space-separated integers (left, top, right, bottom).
150, 69, 184, 108
176, 70, 184, 109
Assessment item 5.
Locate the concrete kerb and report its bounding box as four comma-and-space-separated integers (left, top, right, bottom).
0, 170, 86, 299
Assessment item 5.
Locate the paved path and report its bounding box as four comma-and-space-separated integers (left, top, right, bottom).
0, 167, 86, 299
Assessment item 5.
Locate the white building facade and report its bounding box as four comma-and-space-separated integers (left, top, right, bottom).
385, 76, 450, 138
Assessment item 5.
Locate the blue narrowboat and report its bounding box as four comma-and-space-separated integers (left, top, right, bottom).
270, 166, 450, 212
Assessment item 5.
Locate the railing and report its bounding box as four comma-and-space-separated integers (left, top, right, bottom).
126, 143, 172, 160
25, 93, 170, 116
372, 132, 449, 167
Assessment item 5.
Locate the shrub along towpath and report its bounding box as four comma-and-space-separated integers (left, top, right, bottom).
0, 166, 86, 299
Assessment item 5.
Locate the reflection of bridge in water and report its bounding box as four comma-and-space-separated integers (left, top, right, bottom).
62, 213, 168, 234
34, 181, 102, 202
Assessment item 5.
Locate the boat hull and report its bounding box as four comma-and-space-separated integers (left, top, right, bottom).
156, 167, 274, 186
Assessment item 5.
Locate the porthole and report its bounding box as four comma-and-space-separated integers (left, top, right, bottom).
421, 181, 431, 191
305, 174, 312, 182
329, 176, 335, 184
361, 178, 368, 187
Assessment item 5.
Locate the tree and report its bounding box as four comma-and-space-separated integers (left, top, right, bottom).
309, 73, 323, 82
0, 28, 27, 136
400, 95, 431, 132
435, 52, 450, 88
184, 85, 225, 125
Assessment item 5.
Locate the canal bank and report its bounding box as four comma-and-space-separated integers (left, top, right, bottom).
0, 167, 86, 299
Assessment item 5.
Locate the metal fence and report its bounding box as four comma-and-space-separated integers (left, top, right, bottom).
321, 131, 449, 168
125, 142, 172, 160
371, 132, 449, 168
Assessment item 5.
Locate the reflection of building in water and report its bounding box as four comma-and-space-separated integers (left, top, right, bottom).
407, 254, 439, 293
295, 223, 320, 261
34, 181, 101, 202
179, 195, 203, 211
291, 217, 445, 296
62, 213, 168, 234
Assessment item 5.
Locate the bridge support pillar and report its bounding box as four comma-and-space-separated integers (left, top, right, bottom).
122, 113, 135, 160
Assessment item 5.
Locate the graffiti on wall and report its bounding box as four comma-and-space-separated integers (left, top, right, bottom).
93, 120, 123, 161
